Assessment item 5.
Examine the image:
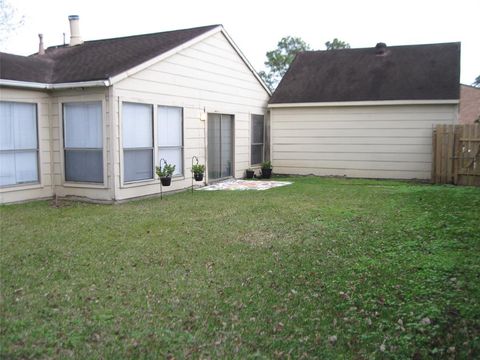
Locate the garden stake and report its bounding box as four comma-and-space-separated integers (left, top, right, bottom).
158, 158, 167, 200
191, 155, 199, 194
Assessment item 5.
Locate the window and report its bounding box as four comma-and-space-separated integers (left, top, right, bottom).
0, 102, 39, 186
63, 102, 103, 183
158, 106, 183, 176
251, 114, 264, 165
122, 103, 153, 182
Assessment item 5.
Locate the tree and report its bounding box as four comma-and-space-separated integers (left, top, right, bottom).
258, 70, 275, 92
0, 0, 25, 46
473, 75, 480, 88
258, 36, 311, 91
325, 38, 350, 50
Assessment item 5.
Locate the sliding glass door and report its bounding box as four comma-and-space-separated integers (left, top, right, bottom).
208, 114, 233, 180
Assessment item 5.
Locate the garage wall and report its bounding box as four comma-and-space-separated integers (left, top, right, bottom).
270, 104, 458, 180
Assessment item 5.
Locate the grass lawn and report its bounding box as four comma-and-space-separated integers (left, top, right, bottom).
1, 176, 479, 358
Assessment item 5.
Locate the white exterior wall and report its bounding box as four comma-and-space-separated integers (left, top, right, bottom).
270, 104, 458, 180
0, 88, 54, 203
112, 31, 269, 200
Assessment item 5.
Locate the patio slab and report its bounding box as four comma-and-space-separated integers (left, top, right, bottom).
198, 179, 292, 191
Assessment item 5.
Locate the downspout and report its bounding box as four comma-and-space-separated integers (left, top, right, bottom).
107, 86, 116, 201
204, 107, 208, 184
112, 93, 120, 201
47, 94, 55, 199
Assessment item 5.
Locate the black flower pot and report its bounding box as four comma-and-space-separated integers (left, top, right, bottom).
160, 176, 172, 186
194, 172, 204, 181
245, 170, 255, 179
261, 168, 272, 179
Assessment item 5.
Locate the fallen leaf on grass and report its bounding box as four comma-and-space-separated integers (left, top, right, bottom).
274, 322, 284, 333
420, 317, 431, 325
328, 335, 337, 345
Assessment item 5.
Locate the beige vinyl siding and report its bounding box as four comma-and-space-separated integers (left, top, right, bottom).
113, 31, 269, 200
0, 88, 53, 203
271, 104, 458, 180
50, 88, 113, 201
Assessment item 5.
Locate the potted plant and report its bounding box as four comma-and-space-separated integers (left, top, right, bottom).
261, 161, 272, 179
156, 162, 176, 186
191, 164, 205, 181
245, 168, 255, 179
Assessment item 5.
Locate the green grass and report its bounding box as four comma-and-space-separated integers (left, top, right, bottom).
1, 176, 479, 359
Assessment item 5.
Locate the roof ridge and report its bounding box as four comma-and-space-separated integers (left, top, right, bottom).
44, 24, 222, 51
300, 41, 461, 54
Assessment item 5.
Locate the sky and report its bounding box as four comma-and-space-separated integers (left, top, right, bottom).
3, 0, 479, 85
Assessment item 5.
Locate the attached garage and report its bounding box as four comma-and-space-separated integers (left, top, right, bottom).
268, 42, 461, 180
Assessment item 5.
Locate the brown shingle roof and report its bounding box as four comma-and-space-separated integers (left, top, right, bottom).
0, 25, 220, 84
0, 52, 54, 83
269, 42, 461, 104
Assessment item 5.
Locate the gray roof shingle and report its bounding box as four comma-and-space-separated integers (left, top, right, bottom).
0, 25, 220, 84
269, 42, 461, 104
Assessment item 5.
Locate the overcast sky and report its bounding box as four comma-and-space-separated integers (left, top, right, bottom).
3, 0, 479, 84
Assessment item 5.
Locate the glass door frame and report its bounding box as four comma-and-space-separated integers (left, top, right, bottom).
207, 113, 234, 182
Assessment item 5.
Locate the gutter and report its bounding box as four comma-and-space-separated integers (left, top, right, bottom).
267, 99, 460, 108
0, 79, 111, 90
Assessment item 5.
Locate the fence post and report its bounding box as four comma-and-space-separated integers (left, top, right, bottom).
431, 127, 437, 183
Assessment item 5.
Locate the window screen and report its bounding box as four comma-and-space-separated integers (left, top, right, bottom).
122, 103, 153, 182
158, 106, 183, 176
251, 114, 264, 165
0, 102, 39, 186
63, 102, 103, 183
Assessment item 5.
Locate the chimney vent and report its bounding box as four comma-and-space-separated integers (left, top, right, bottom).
68, 15, 83, 46
38, 34, 45, 55
375, 42, 387, 55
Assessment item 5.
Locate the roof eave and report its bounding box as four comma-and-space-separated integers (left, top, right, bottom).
268, 99, 460, 108
219, 28, 272, 96
0, 79, 111, 90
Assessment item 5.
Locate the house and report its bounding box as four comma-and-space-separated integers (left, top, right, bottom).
459, 84, 480, 124
0, 16, 271, 204
268, 42, 461, 180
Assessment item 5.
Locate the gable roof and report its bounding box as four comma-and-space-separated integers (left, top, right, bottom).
0, 25, 271, 94
1, 25, 219, 84
269, 42, 460, 105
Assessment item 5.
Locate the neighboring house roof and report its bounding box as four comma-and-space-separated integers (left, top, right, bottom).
1, 25, 219, 84
0, 25, 271, 94
269, 42, 461, 104
459, 84, 480, 124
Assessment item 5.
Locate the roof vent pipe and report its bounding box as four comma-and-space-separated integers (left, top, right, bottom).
375, 42, 387, 55
68, 15, 83, 46
38, 34, 45, 55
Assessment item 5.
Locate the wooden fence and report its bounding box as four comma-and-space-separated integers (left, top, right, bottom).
432, 124, 480, 186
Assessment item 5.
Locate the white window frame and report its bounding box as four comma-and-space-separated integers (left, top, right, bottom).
119, 101, 186, 187
250, 114, 265, 166
59, 97, 107, 189
0, 101, 40, 188
157, 105, 184, 177
120, 102, 155, 184
62, 101, 104, 184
